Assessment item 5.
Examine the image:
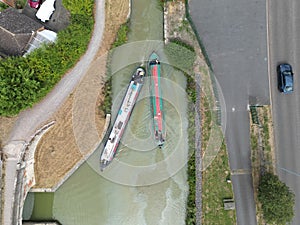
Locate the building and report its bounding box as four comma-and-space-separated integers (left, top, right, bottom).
0, 7, 44, 56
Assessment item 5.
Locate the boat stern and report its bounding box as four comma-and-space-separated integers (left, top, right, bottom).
156, 131, 166, 148
100, 159, 110, 171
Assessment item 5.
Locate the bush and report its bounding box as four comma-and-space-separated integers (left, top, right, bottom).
258, 172, 295, 224
186, 152, 196, 225
112, 22, 130, 48
0, 2, 8, 11
99, 77, 112, 115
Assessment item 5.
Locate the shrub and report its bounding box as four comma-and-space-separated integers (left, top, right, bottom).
258, 172, 295, 224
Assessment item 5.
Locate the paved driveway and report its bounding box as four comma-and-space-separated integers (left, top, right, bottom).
189, 0, 269, 224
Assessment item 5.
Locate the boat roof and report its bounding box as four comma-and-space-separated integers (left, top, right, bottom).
149, 52, 159, 61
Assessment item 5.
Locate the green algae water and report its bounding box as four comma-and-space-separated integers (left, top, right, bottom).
23, 0, 189, 224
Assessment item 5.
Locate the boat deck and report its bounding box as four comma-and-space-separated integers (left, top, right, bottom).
149, 52, 166, 147
100, 67, 145, 169
151, 62, 163, 133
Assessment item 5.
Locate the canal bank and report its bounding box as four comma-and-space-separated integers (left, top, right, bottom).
31, 115, 110, 192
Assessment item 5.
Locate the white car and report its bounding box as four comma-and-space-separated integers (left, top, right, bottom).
36, 0, 56, 22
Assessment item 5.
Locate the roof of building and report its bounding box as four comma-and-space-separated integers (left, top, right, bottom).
0, 8, 44, 56
0, 7, 42, 34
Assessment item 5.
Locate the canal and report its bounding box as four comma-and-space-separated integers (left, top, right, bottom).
23, 0, 189, 224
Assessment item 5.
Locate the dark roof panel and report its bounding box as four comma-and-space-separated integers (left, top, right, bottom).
0, 28, 32, 55
0, 8, 43, 34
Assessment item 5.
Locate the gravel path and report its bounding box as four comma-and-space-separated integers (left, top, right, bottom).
7, 0, 105, 143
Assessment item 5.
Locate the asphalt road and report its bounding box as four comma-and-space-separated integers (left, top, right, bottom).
268, 0, 300, 224
189, 0, 269, 224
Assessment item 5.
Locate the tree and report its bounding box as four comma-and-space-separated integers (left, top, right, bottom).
258, 172, 295, 224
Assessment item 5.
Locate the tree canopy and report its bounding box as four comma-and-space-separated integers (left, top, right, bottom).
258, 172, 295, 224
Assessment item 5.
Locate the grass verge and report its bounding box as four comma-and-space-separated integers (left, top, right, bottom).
202, 141, 236, 224
250, 105, 275, 225
185, 72, 196, 225
200, 68, 235, 224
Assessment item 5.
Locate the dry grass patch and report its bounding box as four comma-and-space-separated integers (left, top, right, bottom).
0, 116, 18, 147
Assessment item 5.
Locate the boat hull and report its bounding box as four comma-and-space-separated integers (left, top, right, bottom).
148, 52, 166, 147
100, 67, 145, 170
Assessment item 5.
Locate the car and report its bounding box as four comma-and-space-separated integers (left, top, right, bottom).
28, 0, 42, 9
36, 0, 56, 22
277, 63, 294, 93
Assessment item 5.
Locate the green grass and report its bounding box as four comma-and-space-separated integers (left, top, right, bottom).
185, 73, 196, 225
164, 40, 196, 74
201, 95, 212, 149
251, 128, 258, 162
186, 151, 196, 225
202, 142, 236, 225
112, 22, 130, 48
0, 2, 8, 11
262, 107, 271, 153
